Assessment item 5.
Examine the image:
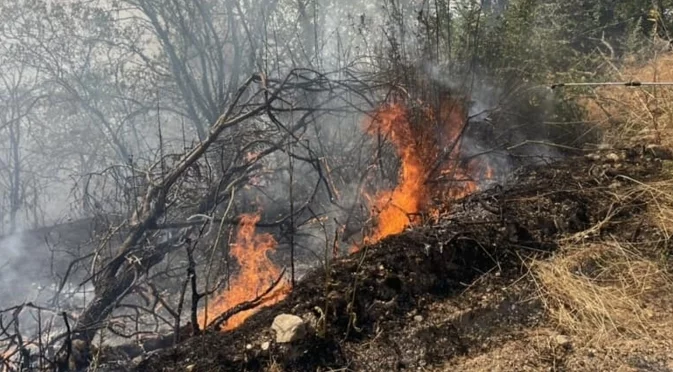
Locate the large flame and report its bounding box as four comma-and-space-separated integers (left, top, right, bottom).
360, 103, 428, 245
357, 97, 492, 249
203, 95, 493, 332
199, 214, 290, 331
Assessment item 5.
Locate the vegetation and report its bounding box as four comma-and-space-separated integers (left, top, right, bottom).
0, 0, 672, 371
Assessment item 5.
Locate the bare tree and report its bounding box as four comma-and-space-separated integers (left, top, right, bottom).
0, 1, 408, 370
0, 46, 48, 233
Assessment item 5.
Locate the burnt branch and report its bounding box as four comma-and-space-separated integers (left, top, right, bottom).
50, 68, 366, 370
207, 267, 287, 331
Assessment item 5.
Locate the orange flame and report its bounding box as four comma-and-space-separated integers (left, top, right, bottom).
356, 97, 493, 250
204, 96, 495, 333
199, 214, 290, 331
360, 103, 428, 245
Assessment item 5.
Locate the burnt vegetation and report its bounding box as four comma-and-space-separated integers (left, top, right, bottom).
1, 0, 673, 371
139, 147, 668, 371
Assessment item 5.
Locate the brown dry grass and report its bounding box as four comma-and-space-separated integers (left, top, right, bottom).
533, 240, 672, 344
580, 49, 673, 147
624, 176, 673, 239
535, 49, 673, 350
265, 359, 284, 372
532, 182, 673, 351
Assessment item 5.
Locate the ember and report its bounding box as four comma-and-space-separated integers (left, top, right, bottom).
199, 214, 290, 331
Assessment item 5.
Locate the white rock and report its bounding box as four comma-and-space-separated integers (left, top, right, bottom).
271, 314, 307, 343
261, 341, 270, 351
605, 153, 620, 162
555, 334, 571, 348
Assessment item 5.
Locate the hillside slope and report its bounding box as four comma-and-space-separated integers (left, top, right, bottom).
129, 146, 673, 372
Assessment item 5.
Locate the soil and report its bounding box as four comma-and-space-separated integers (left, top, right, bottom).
120, 146, 672, 371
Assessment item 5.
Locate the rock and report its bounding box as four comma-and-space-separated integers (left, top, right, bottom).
605, 153, 620, 162
413, 315, 424, 322
261, 341, 270, 351
555, 334, 572, 348
271, 314, 307, 343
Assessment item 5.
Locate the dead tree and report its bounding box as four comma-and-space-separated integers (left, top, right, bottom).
51, 69, 373, 370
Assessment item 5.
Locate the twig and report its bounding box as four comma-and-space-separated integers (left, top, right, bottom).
207, 268, 287, 331
59, 312, 72, 372
202, 186, 237, 331
551, 81, 673, 89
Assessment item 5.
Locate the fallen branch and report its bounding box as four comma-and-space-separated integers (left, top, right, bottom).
207, 267, 288, 331
90, 268, 289, 362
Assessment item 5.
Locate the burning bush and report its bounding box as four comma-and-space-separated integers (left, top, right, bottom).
199, 214, 290, 331
358, 95, 491, 247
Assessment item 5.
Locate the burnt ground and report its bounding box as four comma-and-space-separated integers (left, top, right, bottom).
130, 146, 672, 372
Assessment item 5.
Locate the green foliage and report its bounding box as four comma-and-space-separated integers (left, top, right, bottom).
417, 0, 672, 85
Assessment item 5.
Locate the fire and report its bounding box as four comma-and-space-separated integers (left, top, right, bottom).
203, 94, 495, 332
199, 214, 290, 331
356, 96, 493, 249
360, 103, 429, 245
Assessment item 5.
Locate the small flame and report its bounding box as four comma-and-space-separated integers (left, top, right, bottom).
199, 214, 290, 331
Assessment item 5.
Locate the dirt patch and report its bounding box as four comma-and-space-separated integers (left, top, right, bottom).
130, 148, 668, 372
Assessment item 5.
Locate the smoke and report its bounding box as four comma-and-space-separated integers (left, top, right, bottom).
423, 62, 569, 188
234, 35, 580, 268
1, 231, 91, 302
0, 228, 96, 359
0, 2, 601, 365
0, 230, 36, 305
235, 96, 376, 265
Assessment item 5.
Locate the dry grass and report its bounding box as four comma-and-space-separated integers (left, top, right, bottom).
533, 47, 673, 349
625, 176, 673, 240
530, 179, 673, 365
266, 358, 284, 372
580, 49, 673, 147
532, 240, 672, 345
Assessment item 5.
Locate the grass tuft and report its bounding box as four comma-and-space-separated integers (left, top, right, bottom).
532, 240, 672, 345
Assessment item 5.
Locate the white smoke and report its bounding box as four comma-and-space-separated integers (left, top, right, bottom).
423, 63, 567, 188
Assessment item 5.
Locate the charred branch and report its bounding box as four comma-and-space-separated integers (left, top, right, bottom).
50, 68, 366, 369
